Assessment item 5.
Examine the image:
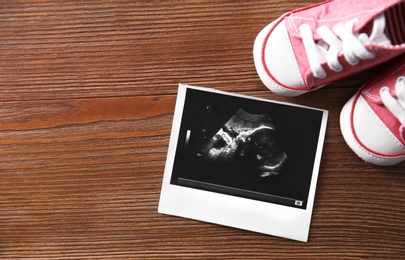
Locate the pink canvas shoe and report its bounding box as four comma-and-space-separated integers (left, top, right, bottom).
340, 56, 405, 166
253, 0, 405, 96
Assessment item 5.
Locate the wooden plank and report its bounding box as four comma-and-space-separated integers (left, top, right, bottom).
0, 1, 312, 101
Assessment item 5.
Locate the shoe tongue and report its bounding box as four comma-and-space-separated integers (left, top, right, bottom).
360, 13, 392, 46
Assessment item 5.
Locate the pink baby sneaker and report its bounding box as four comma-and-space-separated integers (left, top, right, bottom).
340, 56, 405, 166
253, 0, 405, 96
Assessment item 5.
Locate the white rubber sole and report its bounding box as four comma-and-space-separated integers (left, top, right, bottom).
340, 95, 405, 166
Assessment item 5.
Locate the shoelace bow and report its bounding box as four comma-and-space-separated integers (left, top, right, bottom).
380, 76, 405, 129
299, 14, 391, 79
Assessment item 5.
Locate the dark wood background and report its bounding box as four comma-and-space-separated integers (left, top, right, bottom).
0, 1, 404, 259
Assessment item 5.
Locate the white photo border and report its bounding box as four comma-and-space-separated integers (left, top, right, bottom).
158, 84, 329, 242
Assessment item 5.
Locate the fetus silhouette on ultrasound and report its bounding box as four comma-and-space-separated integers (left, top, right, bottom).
201, 109, 287, 178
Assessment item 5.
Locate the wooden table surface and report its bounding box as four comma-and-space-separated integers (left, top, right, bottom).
0, 1, 404, 259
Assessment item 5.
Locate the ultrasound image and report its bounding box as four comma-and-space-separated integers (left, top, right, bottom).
170, 87, 325, 208
200, 109, 287, 177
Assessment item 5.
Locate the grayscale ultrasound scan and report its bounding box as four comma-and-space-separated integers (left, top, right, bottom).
170, 87, 326, 209
201, 108, 288, 178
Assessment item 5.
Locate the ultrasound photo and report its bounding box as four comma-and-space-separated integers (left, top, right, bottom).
169, 85, 327, 209
159, 84, 328, 242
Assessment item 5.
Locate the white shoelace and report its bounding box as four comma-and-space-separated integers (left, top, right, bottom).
380, 76, 405, 128
299, 14, 392, 79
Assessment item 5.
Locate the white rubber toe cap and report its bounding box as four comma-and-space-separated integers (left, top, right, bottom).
340, 95, 405, 166
253, 20, 306, 96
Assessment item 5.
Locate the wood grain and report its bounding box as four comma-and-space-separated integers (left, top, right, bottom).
0, 1, 404, 259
